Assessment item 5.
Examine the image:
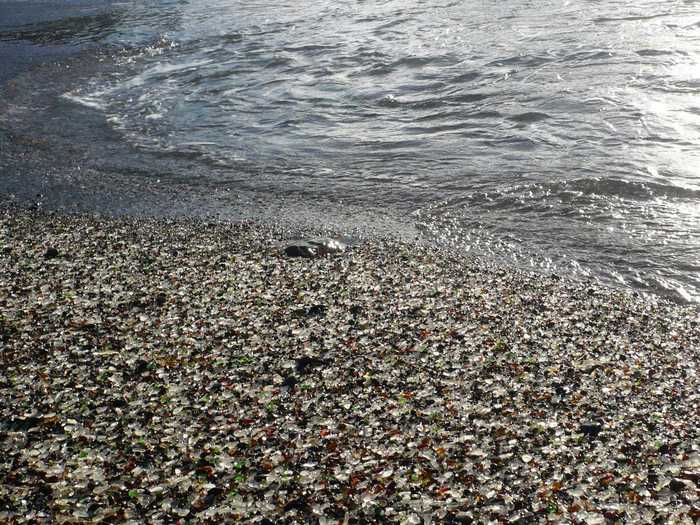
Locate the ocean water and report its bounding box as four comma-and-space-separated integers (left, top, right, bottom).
1, 0, 699, 303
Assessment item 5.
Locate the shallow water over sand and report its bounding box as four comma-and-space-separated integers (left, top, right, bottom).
1, 0, 699, 302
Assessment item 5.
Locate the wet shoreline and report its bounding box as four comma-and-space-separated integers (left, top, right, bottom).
2, 0, 700, 305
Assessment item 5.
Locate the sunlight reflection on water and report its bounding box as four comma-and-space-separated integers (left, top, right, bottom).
1, 0, 699, 303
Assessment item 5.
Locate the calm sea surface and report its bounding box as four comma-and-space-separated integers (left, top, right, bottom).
1, 0, 699, 303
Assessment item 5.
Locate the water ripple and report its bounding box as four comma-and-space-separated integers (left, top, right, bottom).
2, 0, 699, 303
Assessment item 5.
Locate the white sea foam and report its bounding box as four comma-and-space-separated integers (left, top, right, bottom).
61, 91, 107, 111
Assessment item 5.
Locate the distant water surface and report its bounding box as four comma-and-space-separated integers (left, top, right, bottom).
1, 0, 699, 303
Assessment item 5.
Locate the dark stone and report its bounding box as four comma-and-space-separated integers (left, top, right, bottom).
284, 244, 318, 258
295, 356, 324, 374
7, 415, 42, 431
470, 384, 482, 401
193, 487, 222, 512
658, 443, 673, 455
138, 409, 154, 424
647, 471, 659, 487
283, 497, 309, 513
580, 422, 603, 437
307, 304, 326, 317
283, 238, 347, 258
282, 375, 298, 388
669, 479, 686, 493
553, 383, 567, 397
621, 442, 641, 456
133, 359, 149, 375
44, 247, 59, 259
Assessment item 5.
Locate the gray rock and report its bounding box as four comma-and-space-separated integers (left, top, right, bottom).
284, 243, 319, 258
283, 238, 347, 258
309, 238, 346, 254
